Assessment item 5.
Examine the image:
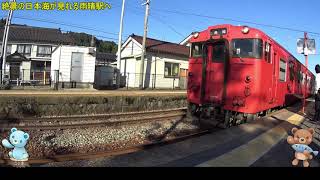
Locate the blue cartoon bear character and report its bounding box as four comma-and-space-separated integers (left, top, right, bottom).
2, 128, 30, 161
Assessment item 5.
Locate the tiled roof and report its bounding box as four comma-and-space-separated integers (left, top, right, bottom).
6, 51, 30, 62
0, 25, 75, 44
131, 34, 189, 58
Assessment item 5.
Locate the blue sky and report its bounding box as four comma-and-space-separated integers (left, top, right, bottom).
1, 0, 320, 74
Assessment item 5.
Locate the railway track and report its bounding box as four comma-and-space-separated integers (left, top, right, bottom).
0, 130, 209, 166
0, 101, 310, 167
0, 108, 188, 131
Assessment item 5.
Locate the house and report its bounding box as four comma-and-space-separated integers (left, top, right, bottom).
120, 34, 190, 89
0, 25, 96, 88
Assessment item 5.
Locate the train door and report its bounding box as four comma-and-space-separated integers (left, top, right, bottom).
288, 60, 295, 93
204, 40, 228, 104
265, 42, 276, 104
271, 49, 278, 103
278, 53, 287, 105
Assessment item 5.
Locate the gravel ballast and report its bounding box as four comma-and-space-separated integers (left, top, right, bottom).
0, 119, 199, 159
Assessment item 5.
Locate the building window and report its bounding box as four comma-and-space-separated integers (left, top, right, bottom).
265, 42, 271, 63
0, 44, 12, 55
279, 59, 287, 82
164, 62, 179, 78
17, 44, 32, 56
37, 45, 52, 57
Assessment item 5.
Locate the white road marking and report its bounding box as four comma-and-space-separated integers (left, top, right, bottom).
196, 113, 305, 167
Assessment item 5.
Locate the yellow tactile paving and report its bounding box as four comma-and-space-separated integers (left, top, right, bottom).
286, 114, 305, 126
196, 112, 306, 167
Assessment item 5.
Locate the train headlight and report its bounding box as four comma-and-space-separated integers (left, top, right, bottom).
193, 32, 199, 38
245, 75, 252, 83
242, 26, 250, 34
211, 28, 227, 36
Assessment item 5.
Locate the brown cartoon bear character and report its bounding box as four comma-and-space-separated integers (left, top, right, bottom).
287, 127, 315, 167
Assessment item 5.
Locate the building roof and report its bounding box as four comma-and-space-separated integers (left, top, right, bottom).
0, 25, 75, 45
130, 34, 189, 57
96, 52, 117, 64
6, 51, 30, 63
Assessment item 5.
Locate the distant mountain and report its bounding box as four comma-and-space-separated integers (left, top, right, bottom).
66, 31, 118, 54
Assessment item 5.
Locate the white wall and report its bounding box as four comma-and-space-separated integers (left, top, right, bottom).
121, 39, 142, 58
120, 58, 137, 87
51, 45, 96, 83
21, 61, 31, 81
146, 53, 189, 88
121, 53, 189, 88
120, 38, 189, 88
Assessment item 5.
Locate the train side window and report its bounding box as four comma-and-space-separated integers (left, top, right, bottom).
265, 43, 271, 63
301, 73, 305, 84
289, 61, 295, 81
279, 59, 287, 82
298, 71, 303, 84
191, 43, 203, 57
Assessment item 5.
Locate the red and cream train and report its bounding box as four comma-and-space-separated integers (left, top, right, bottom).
187, 24, 315, 127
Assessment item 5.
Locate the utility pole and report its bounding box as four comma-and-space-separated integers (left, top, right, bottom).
139, 0, 150, 89
0, 0, 15, 84
117, 0, 126, 72
302, 32, 308, 114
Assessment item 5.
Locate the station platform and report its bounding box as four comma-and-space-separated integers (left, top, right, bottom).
0, 90, 186, 97
41, 99, 320, 167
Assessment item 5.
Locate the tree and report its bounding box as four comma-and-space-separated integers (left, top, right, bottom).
66, 31, 117, 54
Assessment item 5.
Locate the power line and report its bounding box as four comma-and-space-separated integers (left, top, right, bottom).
151, 8, 320, 36
116, 3, 188, 40
1, 16, 123, 42
12, 16, 130, 37
149, 15, 185, 38
114, 2, 320, 36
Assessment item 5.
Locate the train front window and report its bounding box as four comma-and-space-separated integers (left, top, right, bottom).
212, 41, 226, 62
191, 43, 203, 57
232, 39, 263, 59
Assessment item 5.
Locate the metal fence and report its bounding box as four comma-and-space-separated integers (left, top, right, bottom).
0, 69, 188, 90
0, 69, 52, 87
120, 72, 188, 90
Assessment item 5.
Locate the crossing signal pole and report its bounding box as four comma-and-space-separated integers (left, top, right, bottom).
117, 0, 126, 73
139, 0, 150, 89
302, 32, 308, 114
0, 0, 15, 84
